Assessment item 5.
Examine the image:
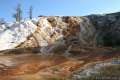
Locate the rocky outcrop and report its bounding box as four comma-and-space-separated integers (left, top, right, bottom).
1, 12, 120, 53
47, 16, 96, 47
17, 16, 97, 53
0, 21, 37, 51
18, 17, 65, 53
88, 12, 120, 47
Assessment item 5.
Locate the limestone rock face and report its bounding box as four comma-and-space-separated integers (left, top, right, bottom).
1, 12, 120, 53
17, 12, 120, 53
88, 12, 120, 47
18, 17, 65, 53
47, 16, 96, 47
0, 20, 37, 51
17, 16, 97, 53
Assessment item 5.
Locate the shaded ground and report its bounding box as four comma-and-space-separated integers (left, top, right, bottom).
0, 47, 119, 80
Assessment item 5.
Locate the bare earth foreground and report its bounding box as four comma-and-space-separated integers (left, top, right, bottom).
0, 47, 119, 80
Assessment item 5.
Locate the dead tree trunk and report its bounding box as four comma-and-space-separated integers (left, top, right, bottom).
29, 6, 33, 19
13, 4, 22, 22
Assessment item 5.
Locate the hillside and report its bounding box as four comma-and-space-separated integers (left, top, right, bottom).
0, 12, 120, 80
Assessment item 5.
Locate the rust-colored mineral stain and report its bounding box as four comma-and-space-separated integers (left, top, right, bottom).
0, 48, 119, 80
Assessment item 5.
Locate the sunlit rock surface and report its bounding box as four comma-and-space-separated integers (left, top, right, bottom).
1, 12, 120, 52
0, 21, 37, 51
15, 16, 96, 53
